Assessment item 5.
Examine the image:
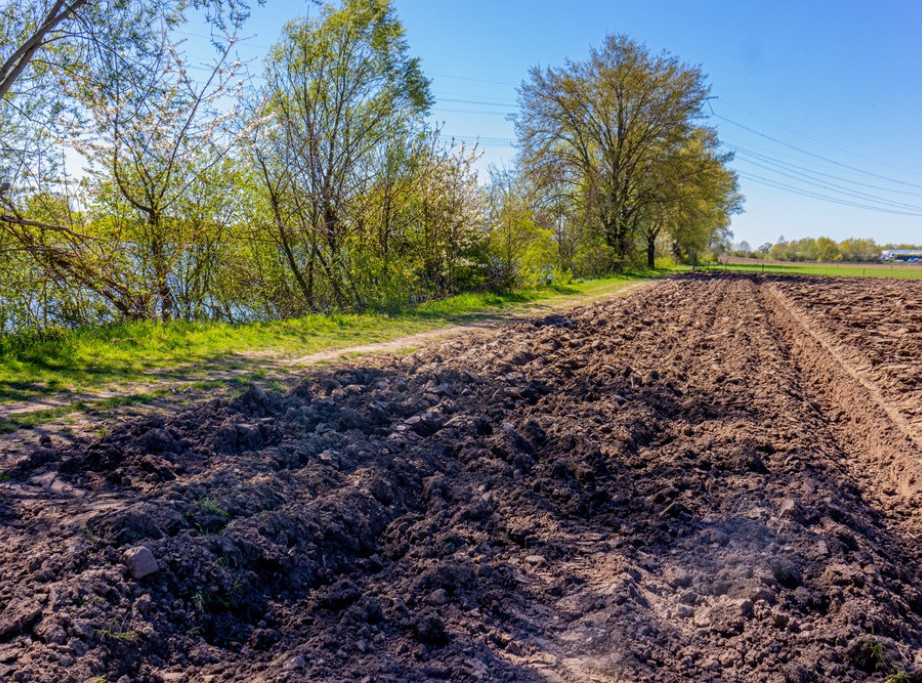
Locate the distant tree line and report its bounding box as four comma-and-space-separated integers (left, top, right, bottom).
0, 0, 742, 335
731, 237, 921, 263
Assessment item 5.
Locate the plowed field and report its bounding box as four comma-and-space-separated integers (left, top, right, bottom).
3, 272, 922, 682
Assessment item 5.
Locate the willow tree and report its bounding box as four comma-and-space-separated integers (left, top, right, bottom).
516, 34, 713, 267
249, 0, 431, 311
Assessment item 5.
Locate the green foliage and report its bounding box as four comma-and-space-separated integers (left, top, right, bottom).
196, 498, 230, 518
484, 167, 558, 289
2, 1, 708, 351
654, 255, 678, 269
516, 34, 737, 268
248, 0, 445, 313
0, 273, 670, 425
550, 266, 574, 286
94, 615, 138, 643
758, 236, 920, 263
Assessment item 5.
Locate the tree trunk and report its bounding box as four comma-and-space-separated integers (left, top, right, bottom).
149, 214, 173, 321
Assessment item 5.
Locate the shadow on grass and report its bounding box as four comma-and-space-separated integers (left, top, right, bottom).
0, 270, 677, 421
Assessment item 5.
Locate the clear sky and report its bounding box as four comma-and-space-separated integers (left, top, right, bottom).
219, 0, 922, 248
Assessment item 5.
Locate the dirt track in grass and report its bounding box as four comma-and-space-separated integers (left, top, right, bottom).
0, 281, 651, 426
3, 272, 922, 682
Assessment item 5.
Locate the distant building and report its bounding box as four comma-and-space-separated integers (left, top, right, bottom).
880, 249, 922, 262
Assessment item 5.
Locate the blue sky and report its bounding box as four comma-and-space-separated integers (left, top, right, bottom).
221, 0, 922, 248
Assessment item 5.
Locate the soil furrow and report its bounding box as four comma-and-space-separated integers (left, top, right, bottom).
764, 282, 922, 456
3, 273, 922, 682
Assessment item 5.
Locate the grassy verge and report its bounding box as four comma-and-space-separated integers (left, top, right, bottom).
710, 261, 922, 279
0, 270, 673, 419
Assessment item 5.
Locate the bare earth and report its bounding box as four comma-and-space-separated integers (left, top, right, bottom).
2, 272, 922, 682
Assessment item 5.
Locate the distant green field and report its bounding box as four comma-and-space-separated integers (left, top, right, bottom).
711, 260, 922, 280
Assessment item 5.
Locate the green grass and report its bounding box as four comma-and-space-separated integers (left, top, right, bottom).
0, 270, 675, 417
711, 260, 922, 279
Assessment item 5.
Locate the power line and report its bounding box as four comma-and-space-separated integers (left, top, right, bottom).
432, 73, 518, 87
736, 171, 922, 217
732, 155, 922, 212
717, 98, 922, 179
432, 107, 511, 117
715, 113, 922, 191
730, 145, 922, 198
736, 160, 922, 214
434, 96, 516, 108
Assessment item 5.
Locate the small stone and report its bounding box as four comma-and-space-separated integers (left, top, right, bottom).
677, 605, 694, 618
524, 555, 546, 566
692, 608, 712, 628
428, 589, 449, 606
124, 546, 159, 580
285, 655, 307, 671
506, 641, 523, 656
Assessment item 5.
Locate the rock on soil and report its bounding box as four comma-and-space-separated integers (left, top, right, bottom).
124, 547, 159, 580
2, 272, 922, 681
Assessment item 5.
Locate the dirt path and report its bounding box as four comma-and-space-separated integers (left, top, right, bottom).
0, 281, 652, 426
3, 273, 922, 681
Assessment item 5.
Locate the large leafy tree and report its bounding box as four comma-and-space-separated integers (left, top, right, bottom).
516, 34, 714, 266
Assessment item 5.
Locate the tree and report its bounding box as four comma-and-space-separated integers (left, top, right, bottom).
815, 236, 840, 262
1, 19, 242, 322
840, 237, 879, 262
484, 167, 556, 289
0, 0, 256, 327
634, 127, 741, 267
408, 138, 486, 296
249, 0, 431, 310
0, 0, 251, 100
516, 34, 713, 267
1, 1, 251, 191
